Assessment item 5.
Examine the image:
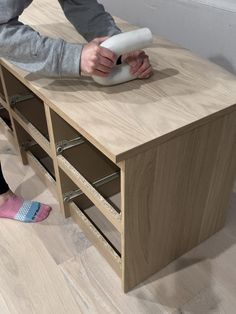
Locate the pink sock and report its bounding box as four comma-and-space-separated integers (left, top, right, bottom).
0, 195, 51, 223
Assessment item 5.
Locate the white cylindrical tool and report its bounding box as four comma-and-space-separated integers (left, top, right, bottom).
92, 28, 153, 86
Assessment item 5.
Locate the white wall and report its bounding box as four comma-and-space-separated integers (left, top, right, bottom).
101, 0, 236, 74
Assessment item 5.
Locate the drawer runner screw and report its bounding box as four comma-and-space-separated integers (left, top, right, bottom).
21, 139, 38, 151
56, 136, 85, 155
10, 93, 35, 106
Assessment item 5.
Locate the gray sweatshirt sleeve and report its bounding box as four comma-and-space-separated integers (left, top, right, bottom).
0, 18, 83, 77
58, 0, 121, 42
0, 0, 121, 77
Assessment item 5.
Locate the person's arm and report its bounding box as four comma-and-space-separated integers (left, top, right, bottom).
58, 0, 121, 42
0, 18, 83, 77
57, 1, 153, 78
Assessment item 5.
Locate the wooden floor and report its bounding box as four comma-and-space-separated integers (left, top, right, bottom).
0, 133, 236, 314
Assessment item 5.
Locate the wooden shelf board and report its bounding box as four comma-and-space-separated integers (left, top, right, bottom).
58, 155, 122, 232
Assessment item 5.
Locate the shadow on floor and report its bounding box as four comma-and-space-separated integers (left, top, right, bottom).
130, 192, 236, 312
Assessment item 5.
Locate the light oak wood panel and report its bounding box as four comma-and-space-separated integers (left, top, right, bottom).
0, 0, 235, 296
122, 110, 236, 292
0, 0, 235, 162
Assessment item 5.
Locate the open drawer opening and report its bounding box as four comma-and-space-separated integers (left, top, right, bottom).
60, 168, 121, 255
51, 109, 121, 213
29, 144, 55, 179
1, 66, 49, 139
1, 66, 31, 102
0, 106, 12, 130
14, 120, 55, 179
61, 144, 121, 213
12, 97, 49, 140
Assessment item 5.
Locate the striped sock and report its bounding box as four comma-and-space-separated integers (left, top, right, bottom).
0, 195, 51, 223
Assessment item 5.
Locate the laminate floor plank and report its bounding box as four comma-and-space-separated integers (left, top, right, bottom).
60, 247, 172, 314
176, 283, 236, 314
0, 220, 81, 314
0, 293, 13, 314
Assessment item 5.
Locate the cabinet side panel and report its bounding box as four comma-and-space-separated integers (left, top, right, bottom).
122, 111, 236, 292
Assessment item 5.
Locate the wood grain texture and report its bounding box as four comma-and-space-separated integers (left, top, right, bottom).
122, 110, 236, 292
1, 0, 236, 162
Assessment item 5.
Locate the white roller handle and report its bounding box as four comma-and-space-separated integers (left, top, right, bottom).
92, 28, 153, 86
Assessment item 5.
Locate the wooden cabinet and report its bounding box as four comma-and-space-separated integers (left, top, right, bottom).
0, 2, 236, 292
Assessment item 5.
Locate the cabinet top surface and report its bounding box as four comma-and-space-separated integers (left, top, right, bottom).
2, 0, 236, 162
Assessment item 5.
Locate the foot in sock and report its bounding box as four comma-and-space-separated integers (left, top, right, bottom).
0, 190, 51, 222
